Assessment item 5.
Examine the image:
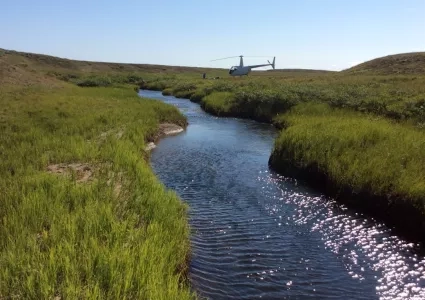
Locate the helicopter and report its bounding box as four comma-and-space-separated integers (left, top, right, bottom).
211, 55, 275, 76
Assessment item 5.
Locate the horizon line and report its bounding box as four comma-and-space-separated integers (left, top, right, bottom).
2, 47, 424, 72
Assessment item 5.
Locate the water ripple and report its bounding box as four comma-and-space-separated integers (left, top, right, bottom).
263, 172, 425, 300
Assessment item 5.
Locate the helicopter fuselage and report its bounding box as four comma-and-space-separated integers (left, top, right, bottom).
211, 55, 275, 76
229, 66, 251, 76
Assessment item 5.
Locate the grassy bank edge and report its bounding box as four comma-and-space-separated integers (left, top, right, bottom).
268, 103, 425, 243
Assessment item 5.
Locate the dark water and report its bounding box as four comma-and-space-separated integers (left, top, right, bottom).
140, 90, 425, 300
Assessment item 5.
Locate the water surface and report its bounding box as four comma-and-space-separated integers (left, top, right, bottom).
140, 90, 425, 300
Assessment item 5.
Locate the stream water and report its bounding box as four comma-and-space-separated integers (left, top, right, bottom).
140, 90, 425, 300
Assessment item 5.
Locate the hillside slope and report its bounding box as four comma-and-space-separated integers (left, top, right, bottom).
344, 52, 425, 75
3, 48, 425, 81
0, 48, 225, 84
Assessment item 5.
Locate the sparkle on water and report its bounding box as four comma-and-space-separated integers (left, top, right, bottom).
140, 90, 425, 300
264, 173, 425, 300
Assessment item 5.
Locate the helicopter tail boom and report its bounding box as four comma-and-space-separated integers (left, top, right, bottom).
248, 57, 276, 70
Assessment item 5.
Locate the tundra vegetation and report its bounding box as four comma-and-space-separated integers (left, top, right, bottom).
1, 48, 425, 298
0, 49, 196, 299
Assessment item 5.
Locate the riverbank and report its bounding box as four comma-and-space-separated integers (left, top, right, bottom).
0, 82, 195, 298
139, 73, 425, 243
269, 103, 425, 242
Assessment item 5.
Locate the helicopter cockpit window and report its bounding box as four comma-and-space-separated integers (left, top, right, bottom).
229, 66, 237, 74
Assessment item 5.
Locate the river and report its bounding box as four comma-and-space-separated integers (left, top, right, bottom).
140, 90, 425, 300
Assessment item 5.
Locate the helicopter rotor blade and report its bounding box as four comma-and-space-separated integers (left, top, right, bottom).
210, 55, 274, 62
245, 56, 273, 58
210, 56, 241, 62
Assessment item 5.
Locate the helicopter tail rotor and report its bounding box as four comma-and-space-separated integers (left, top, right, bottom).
267, 57, 276, 69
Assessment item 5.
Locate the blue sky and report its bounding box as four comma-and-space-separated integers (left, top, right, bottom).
1, 0, 425, 70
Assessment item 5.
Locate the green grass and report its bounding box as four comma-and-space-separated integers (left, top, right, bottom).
200, 92, 235, 116
0, 84, 195, 299
139, 72, 425, 126
270, 103, 425, 204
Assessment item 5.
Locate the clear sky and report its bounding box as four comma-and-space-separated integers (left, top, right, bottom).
1, 0, 425, 71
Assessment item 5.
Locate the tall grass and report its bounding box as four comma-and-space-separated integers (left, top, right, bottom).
270, 103, 425, 201
0, 84, 195, 299
141, 74, 425, 125
200, 92, 235, 116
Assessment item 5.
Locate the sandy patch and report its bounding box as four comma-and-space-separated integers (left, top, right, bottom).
159, 123, 184, 136
145, 142, 156, 151
98, 127, 125, 142
145, 123, 184, 152
106, 171, 124, 198
47, 163, 94, 183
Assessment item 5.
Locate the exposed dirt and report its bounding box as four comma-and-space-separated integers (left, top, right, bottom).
106, 171, 124, 198
159, 123, 184, 135
46, 163, 94, 183
98, 127, 125, 142
145, 142, 156, 151
145, 123, 184, 151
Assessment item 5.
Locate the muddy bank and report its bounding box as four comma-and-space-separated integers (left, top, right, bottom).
145, 123, 185, 151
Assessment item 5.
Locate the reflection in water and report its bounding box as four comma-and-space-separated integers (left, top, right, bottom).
140, 90, 425, 300
264, 173, 425, 300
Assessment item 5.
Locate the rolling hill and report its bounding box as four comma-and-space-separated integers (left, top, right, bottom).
2, 48, 425, 86
0, 48, 226, 85
344, 52, 425, 75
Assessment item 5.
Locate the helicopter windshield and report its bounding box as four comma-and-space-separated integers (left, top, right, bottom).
229, 66, 238, 74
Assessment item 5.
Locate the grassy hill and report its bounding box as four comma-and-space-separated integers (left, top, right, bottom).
344, 52, 425, 75
0, 48, 227, 85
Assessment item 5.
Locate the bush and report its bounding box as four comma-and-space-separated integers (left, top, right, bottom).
75, 76, 112, 87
